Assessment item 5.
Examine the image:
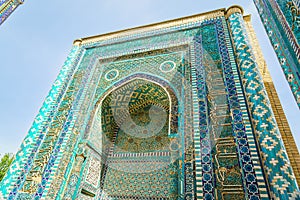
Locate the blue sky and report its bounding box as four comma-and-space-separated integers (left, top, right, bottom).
0, 0, 299, 156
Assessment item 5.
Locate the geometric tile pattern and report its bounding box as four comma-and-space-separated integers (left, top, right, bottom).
228, 10, 300, 199
214, 18, 269, 200
1, 6, 299, 200
253, 0, 300, 108
0, 45, 83, 199
97, 80, 176, 199
191, 22, 257, 200
96, 67, 180, 199
265, 80, 300, 186
244, 12, 300, 189
102, 165, 178, 199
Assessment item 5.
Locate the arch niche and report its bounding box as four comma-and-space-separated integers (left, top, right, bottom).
89, 77, 180, 199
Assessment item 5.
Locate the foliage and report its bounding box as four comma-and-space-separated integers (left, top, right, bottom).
0, 153, 14, 182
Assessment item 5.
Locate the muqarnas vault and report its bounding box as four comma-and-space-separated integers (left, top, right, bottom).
1, 5, 300, 200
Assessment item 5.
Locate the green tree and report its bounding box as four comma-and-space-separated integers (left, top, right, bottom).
0, 153, 14, 182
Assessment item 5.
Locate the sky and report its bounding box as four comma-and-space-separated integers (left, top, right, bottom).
0, 0, 299, 156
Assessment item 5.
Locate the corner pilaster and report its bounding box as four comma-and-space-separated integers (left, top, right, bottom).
226, 8, 300, 199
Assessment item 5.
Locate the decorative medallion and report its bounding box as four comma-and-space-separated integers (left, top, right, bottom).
159, 61, 176, 72
105, 69, 119, 81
